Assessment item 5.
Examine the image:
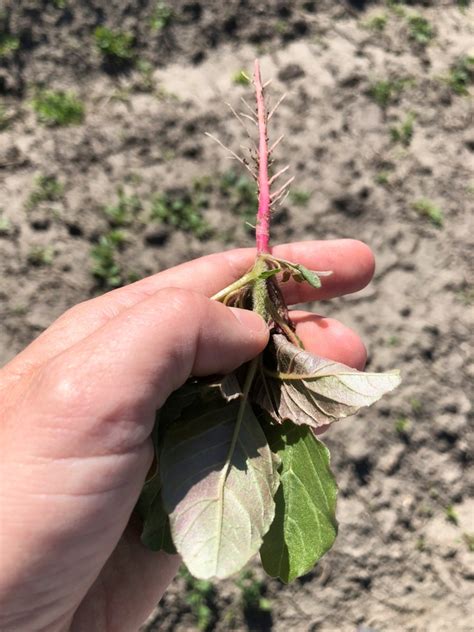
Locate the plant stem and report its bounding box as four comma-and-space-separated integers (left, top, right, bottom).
211, 270, 256, 302
254, 59, 271, 255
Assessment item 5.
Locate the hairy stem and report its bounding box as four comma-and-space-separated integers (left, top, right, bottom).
254, 59, 271, 255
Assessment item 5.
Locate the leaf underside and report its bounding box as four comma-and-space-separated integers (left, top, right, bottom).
260, 419, 338, 583
160, 395, 280, 579
255, 334, 401, 428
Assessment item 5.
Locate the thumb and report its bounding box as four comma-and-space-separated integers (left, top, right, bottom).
24, 287, 269, 458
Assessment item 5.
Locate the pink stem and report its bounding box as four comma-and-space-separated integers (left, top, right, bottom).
254, 59, 271, 254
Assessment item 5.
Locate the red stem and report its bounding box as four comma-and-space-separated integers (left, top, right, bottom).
254, 59, 271, 254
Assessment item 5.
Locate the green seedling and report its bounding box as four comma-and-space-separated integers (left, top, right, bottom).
151, 187, 211, 238
369, 78, 408, 108
462, 533, 474, 552
447, 55, 474, 96
386, 1, 407, 18
27, 246, 54, 266
104, 188, 141, 227
0, 33, 19, 57
31, 90, 84, 126
445, 505, 459, 526
290, 188, 311, 206
0, 211, 12, 235
363, 14, 388, 32
94, 27, 134, 63
150, 2, 173, 31
219, 169, 258, 229
236, 569, 272, 615
375, 170, 391, 186
27, 175, 64, 209
413, 198, 443, 227
407, 14, 434, 46
395, 416, 411, 435
0, 102, 11, 131
233, 69, 251, 86
136, 60, 401, 583
390, 113, 415, 146
179, 566, 215, 631
90, 230, 125, 288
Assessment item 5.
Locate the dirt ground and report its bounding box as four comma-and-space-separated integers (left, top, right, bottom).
1, 1, 473, 631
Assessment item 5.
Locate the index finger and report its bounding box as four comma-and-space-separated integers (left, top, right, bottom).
6, 240, 374, 373
112, 238, 374, 305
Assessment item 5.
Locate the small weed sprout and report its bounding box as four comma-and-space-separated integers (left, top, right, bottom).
90, 230, 126, 288
364, 14, 388, 32
290, 189, 311, 206
179, 566, 215, 631
0, 210, 12, 235
233, 69, 251, 86
375, 170, 391, 186
0, 33, 20, 57
27, 246, 55, 266
150, 187, 211, 238
445, 505, 459, 526
150, 2, 173, 31
27, 175, 64, 209
219, 169, 257, 230
447, 55, 474, 96
369, 78, 408, 108
407, 14, 435, 46
390, 113, 415, 146
395, 416, 411, 435
236, 569, 272, 615
94, 27, 134, 64
104, 188, 141, 227
462, 533, 474, 552
413, 198, 443, 227
31, 90, 85, 126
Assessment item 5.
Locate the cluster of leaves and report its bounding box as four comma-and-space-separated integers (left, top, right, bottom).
103, 187, 141, 227
26, 174, 64, 210
31, 90, 85, 126
0, 33, 19, 57
94, 27, 135, 65
406, 13, 434, 46
447, 55, 474, 96
369, 77, 410, 108
150, 2, 174, 31
179, 566, 215, 631
390, 112, 415, 146
90, 229, 126, 288
151, 186, 211, 238
136, 257, 401, 582
219, 170, 258, 230
27, 245, 55, 267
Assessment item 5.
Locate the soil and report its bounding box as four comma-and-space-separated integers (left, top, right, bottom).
1, 1, 473, 631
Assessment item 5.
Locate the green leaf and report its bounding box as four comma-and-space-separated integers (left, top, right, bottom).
160, 395, 280, 579
254, 334, 401, 429
257, 267, 283, 280
260, 420, 338, 583
292, 264, 322, 289
136, 472, 176, 554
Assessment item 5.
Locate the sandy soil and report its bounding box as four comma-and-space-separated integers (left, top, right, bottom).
1, 1, 473, 631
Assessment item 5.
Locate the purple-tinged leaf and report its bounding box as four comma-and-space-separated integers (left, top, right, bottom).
160, 395, 279, 579
254, 334, 401, 428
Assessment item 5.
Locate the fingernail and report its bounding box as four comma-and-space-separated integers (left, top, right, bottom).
229, 307, 268, 337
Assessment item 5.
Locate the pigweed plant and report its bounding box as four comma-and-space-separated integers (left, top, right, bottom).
137, 61, 401, 582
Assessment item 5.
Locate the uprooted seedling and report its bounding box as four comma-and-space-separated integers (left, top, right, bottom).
136, 61, 401, 582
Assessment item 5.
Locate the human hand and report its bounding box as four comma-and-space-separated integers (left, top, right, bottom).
0, 240, 374, 632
